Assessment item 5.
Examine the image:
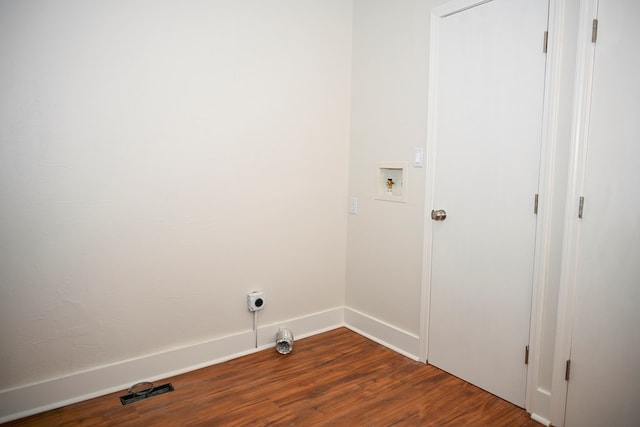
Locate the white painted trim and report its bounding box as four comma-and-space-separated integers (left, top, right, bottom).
1, 305, 422, 423
550, 1, 599, 426
434, 0, 493, 18
344, 308, 420, 361
531, 387, 552, 426
0, 307, 345, 423
255, 306, 345, 349
525, 0, 565, 421
531, 412, 552, 426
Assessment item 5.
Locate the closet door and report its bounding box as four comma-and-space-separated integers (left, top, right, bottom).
563, 1, 640, 426
426, 0, 548, 407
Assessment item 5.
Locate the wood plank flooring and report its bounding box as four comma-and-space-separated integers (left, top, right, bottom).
3, 327, 541, 426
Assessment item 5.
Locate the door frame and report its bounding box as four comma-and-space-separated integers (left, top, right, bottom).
418, 0, 563, 420
550, 0, 598, 425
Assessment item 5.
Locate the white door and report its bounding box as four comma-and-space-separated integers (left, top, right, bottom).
563, 1, 640, 425
426, 0, 548, 407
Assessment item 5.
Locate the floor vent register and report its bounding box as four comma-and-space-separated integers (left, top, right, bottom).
120, 382, 175, 405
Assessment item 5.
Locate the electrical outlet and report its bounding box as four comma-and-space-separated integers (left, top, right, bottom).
247, 291, 265, 312
349, 196, 358, 214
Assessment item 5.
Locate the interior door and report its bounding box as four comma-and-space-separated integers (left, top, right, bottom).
427, 0, 548, 407
563, 1, 640, 425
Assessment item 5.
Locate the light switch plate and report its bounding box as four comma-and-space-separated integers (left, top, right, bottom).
413, 147, 424, 167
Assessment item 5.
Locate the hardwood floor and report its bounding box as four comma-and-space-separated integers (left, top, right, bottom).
4, 328, 540, 426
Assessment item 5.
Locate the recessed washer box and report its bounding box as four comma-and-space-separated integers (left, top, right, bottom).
376, 162, 408, 203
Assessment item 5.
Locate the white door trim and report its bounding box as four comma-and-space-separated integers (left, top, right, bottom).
524, 0, 567, 422
418, 0, 560, 418
417, 0, 451, 365
550, 1, 598, 425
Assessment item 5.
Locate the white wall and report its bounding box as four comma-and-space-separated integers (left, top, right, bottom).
346, 0, 437, 336
0, 0, 352, 392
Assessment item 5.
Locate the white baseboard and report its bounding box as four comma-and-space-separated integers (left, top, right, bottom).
0, 307, 344, 423
344, 307, 420, 361
1, 306, 420, 423
530, 386, 552, 426
531, 412, 552, 426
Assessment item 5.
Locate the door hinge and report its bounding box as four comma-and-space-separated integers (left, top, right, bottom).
592, 19, 598, 43
525, 345, 530, 365
543, 31, 549, 53
565, 359, 572, 381
578, 196, 585, 218
534, 194, 539, 214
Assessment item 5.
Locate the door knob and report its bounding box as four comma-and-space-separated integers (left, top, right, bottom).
431, 209, 447, 221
